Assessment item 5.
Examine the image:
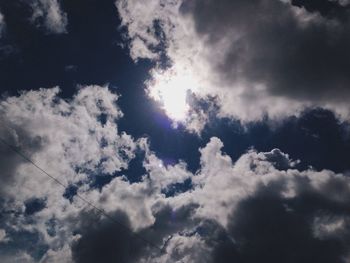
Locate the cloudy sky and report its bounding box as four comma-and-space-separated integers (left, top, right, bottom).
0, 0, 350, 262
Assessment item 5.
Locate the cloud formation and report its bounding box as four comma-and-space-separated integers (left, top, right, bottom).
29, 0, 68, 34
0, 1, 349, 261
77, 136, 350, 262
0, 85, 137, 261
1, 86, 350, 262
0, 229, 8, 243
0, 11, 5, 38
117, 0, 350, 130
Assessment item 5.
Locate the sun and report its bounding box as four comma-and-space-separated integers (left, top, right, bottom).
147, 67, 198, 122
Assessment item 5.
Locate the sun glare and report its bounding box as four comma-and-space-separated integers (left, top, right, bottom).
147, 68, 198, 122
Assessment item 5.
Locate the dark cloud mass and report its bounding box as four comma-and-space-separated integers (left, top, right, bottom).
71, 205, 201, 263
213, 179, 350, 263
182, 0, 350, 102
71, 210, 142, 263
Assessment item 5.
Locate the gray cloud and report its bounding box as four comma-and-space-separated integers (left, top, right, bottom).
0, 229, 8, 243
182, 0, 350, 102
71, 210, 143, 263
211, 175, 350, 263
0, 126, 44, 192
71, 204, 203, 263
29, 0, 68, 34
0, 11, 5, 38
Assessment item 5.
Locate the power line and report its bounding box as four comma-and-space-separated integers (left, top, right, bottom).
0, 136, 167, 256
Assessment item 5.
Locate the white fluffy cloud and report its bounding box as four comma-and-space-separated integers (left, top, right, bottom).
29, 0, 68, 34
117, 0, 350, 132
0, 85, 135, 197
0, 85, 137, 261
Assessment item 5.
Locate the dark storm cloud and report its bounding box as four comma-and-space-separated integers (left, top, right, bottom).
71, 210, 143, 263
211, 174, 350, 263
71, 204, 199, 263
180, 0, 350, 103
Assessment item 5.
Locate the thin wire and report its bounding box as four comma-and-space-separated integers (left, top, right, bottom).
0, 136, 165, 254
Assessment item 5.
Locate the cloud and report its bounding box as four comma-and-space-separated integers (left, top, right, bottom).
29, 0, 68, 34
0, 86, 136, 198
0, 9, 16, 59
71, 210, 142, 263
0, 229, 9, 243
211, 190, 348, 263
1, 86, 350, 261
117, 0, 350, 131
0, 252, 34, 263
0, 85, 137, 261
70, 204, 204, 263
75, 135, 350, 262
0, 11, 5, 38
190, 138, 350, 263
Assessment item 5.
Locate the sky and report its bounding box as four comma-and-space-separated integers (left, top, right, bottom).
0, 0, 350, 262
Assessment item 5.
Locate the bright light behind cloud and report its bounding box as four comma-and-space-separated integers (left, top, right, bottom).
147, 66, 199, 122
